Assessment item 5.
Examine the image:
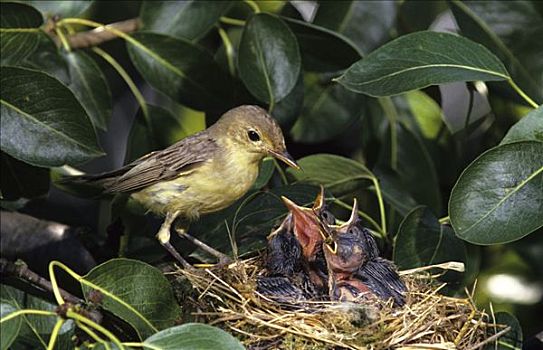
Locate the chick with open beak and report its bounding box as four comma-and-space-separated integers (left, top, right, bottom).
323, 199, 406, 306
280, 187, 334, 291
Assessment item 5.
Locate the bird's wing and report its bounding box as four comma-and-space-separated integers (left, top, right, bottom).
356, 258, 407, 306
103, 132, 219, 193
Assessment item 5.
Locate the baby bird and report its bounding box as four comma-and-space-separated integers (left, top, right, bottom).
323, 199, 406, 306
258, 187, 335, 302
68, 105, 298, 267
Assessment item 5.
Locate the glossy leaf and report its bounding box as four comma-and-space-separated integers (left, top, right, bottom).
0, 285, 75, 349
0, 152, 49, 200
271, 71, 304, 128
64, 51, 112, 131
282, 16, 361, 72
405, 90, 443, 139
451, 0, 543, 104
143, 323, 244, 350
374, 168, 419, 217
27, 1, 93, 18
450, 141, 543, 244
23, 34, 70, 84
380, 123, 442, 213
251, 158, 274, 190
127, 32, 232, 111
290, 75, 365, 143
286, 154, 373, 196
313, 0, 397, 53
0, 67, 103, 167
238, 13, 301, 105
0, 300, 22, 350
0, 2, 43, 65
82, 258, 181, 340
126, 104, 188, 162
500, 106, 543, 145
140, 0, 231, 41
337, 31, 509, 97
394, 206, 467, 269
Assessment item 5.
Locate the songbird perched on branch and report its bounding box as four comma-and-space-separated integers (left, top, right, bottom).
323, 199, 406, 306
67, 105, 299, 267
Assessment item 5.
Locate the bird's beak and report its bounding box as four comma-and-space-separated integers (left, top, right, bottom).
312, 185, 325, 212
268, 149, 300, 170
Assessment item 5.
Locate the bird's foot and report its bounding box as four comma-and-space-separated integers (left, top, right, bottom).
175, 229, 233, 267
161, 241, 195, 271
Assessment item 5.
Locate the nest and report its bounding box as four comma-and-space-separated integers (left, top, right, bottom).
170, 258, 509, 350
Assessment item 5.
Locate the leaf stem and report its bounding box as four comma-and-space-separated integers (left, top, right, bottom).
220, 16, 246, 26
378, 97, 399, 170
91, 46, 151, 132
66, 310, 125, 350
0, 309, 57, 323
507, 79, 539, 108
217, 26, 236, 76
439, 216, 450, 224
371, 176, 388, 235
244, 0, 261, 13
123, 342, 161, 350
75, 321, 108, 347
46, 318, 65, 350
272, 158, 288, 185
55, 25, 71, 52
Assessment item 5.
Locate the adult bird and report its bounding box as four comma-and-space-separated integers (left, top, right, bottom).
68, 105, 299, 267
323, 199, 406, 306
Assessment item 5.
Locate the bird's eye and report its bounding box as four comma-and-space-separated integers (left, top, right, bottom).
248, 130, 261, 142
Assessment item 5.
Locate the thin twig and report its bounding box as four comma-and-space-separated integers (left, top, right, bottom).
52, 18, 139, 49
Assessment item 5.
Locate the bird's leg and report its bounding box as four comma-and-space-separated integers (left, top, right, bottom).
156, 210, 193, 269
175, 227, 232, 267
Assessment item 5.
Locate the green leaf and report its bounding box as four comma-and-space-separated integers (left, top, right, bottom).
23, 34, 70, 84
282, 17, 361, 72
126, 104, 188, 162
238, 13, 301, 105
405, 90, 443, 139
127, 32, 232, 111
82, 258, 181, 340
380, 123, 442, 213
486, 312, 522, 350
64, 51, 112, 131
140, 0, 231, 41
0, 2, 43, 65
337, 31, 510, 97
374, 168, 419, 217
0, 66, 103, 167
271, 71, 304, 129
251, 158, 274, 190
500, 106, 543, 145
0, 300, 22, 350
27, 1, 93, 18
1, 285, 75, 349
290, 75, 365, 143
143, 323, 244, 350
0, 152, 49, 200
286, 154, 372, 196
451, 0, 543, 104
313, 0, 397, 53
394, 206, 467, 268
450, 141, 543, 245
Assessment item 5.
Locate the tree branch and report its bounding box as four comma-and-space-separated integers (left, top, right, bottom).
52, 18, 140, 49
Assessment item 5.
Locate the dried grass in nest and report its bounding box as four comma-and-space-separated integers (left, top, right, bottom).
170, 258, 509, 350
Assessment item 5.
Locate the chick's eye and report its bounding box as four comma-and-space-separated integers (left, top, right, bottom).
248, 130, 260, 142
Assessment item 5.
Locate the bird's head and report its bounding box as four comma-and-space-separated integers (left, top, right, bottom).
280, 186, 333, 261
323, 199, 376, 274
214, 105, 299, 169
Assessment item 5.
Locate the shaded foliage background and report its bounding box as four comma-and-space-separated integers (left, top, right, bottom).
1, 1, 542, 349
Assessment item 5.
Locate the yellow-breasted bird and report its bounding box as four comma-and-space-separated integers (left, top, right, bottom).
69, 105, 299, 267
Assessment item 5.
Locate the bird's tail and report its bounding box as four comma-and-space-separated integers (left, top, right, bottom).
357, 258, 407, 306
